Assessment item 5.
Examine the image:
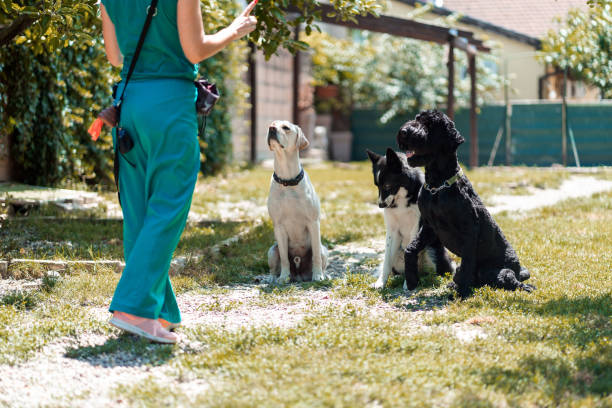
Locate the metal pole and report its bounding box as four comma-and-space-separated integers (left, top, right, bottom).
487, 124, 504, 166
469, 53, 478, 168
249, 42, 257, 163
562, 66, 568, 167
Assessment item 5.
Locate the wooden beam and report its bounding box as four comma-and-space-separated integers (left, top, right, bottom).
562, 66, 568, 166
469, 53, 478, 168
290, 4, 489, 52
447, 35, 455, 120
249, 42, 257, 163
292, 25, 300, 124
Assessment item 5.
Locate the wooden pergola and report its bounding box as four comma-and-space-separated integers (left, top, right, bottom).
249, 4, 490, 167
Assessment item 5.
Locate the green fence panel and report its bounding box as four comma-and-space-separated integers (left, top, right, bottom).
510, 104, 563, 166
350, 109, 417, 160
350, 103, 612, 166
453, 105, 506, 166
350, 106, 506, 165
567, 105, 612, 166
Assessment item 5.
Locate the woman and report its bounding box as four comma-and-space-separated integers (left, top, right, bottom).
101, 0, 257, 343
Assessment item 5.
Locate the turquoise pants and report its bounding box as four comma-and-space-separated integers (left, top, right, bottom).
109, 79, 199, 324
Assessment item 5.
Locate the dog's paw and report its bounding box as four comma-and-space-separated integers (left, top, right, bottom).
403, 280, 407, 291
457, 287, 473, 300
311, 268, 325, 281
371, 279, 386, 290
276, 274, 290, 285
519, 283, 536, 292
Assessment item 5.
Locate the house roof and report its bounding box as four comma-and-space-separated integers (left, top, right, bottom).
398, 0, 587, 48
441, 0, 587, 38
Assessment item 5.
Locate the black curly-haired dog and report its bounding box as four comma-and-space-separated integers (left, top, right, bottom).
396, 110, 535, 298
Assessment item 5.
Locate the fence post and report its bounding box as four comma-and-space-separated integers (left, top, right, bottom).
504, 58, 512, 166
469, 52, 478, 168
292, 24, 300, 125
562, 67, 568, 166
447, 30, 457, 120
249, 42, 257, 164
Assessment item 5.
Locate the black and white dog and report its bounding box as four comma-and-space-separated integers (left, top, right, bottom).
367, 148, 455, 290
396, 110, 535, 298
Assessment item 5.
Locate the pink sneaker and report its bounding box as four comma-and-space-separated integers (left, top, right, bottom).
158, 318, 181, 331
110, 311, 178, 344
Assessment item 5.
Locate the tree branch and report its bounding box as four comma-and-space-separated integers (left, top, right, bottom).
0, 15, 37, 47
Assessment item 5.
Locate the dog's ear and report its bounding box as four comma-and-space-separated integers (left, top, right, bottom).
297, 126, 310, 151
433, 111, 464, 150
366, 149, 381, 164
386, 148, 403, 172
452, 129, 465, 148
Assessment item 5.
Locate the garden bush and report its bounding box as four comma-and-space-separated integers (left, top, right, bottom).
0, 0, 249, 187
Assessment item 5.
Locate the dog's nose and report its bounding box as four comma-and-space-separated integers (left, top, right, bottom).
400, 128, 409, 138
267, 127, 283, 148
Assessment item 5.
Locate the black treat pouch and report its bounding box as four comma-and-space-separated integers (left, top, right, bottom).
195, 78, 220, 116
117, 127, 134, 154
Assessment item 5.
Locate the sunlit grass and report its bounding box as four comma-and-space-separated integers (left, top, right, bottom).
0, 165, 611, 406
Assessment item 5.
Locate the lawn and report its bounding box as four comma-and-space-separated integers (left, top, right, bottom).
0, 164, 610, 407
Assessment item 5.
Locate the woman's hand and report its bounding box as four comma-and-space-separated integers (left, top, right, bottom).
227, 1, 258, 40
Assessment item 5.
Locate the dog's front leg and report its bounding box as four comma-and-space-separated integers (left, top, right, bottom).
308, 220, 325, 281
373, 229, 401, 289
454, 225, 479, 298
404, 223, 435, 290
274, 226, 291, 284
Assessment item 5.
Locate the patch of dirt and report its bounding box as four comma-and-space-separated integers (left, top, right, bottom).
0, 278, 41, 297
488, 176, 612, 214
0, 332, 210, 408
451, 323, 488, 343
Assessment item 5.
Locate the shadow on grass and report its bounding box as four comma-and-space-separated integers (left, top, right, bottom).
0, 217, 124, 259
64, 333, 176, 368
257, 279, 335, 294
177, 220, 245, 255
480, 344, 612, 401
532, 294, 612, 318
376, 274, 455, 312
487, 293, 612, 347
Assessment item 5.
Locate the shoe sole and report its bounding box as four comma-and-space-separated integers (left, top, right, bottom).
159, 320, 181, 331
109, 317, 177, 344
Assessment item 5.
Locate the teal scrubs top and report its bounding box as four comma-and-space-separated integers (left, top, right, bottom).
101, 0, 198, 81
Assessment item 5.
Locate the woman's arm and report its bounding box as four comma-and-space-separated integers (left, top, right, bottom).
101, 5, 123, 67
177, 0, 257, 64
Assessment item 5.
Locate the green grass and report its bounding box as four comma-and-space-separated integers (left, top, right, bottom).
0, 215, 248, 261
1, 164, 611, 407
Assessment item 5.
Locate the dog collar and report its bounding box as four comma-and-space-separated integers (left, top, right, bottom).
273, 168, 304, 186
423, 168, 463, 194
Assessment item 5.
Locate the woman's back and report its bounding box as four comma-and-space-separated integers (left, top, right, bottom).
101, 0, 197, 81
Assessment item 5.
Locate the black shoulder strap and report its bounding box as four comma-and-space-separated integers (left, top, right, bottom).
116, 0, 159, 107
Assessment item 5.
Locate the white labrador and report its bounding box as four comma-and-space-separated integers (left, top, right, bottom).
266, 120, 328, 284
